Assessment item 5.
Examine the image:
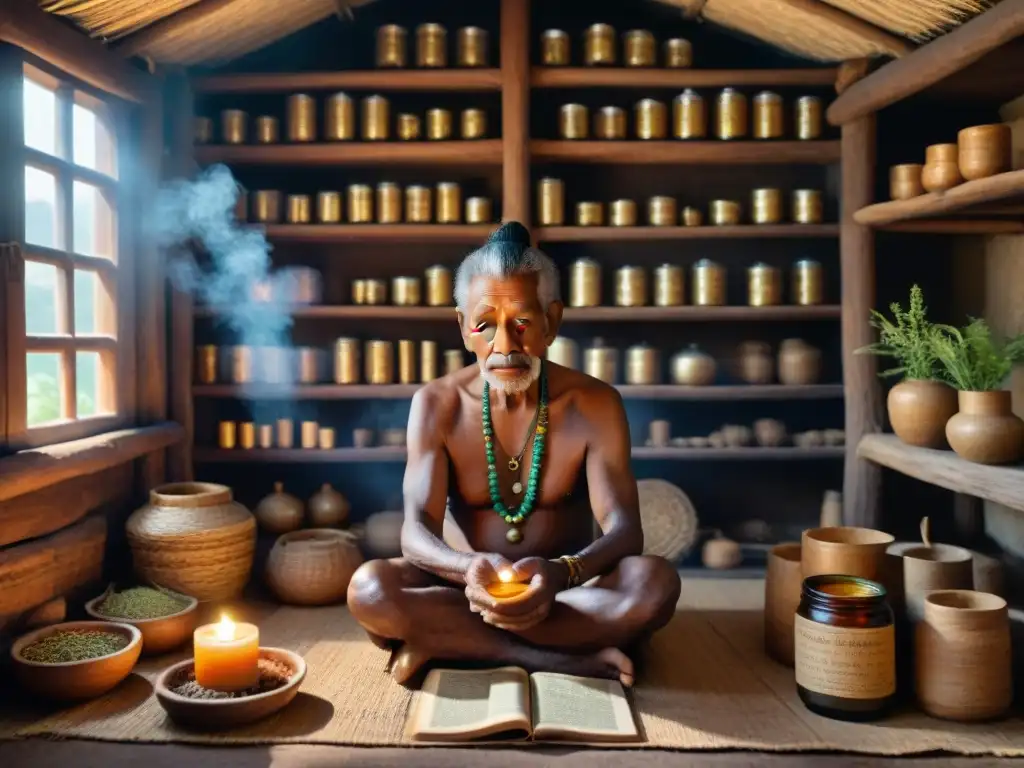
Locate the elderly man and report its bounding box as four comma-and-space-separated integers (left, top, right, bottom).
348, 221, 681, 687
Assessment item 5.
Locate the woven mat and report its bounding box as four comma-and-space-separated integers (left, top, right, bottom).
2, 579, 1024, 755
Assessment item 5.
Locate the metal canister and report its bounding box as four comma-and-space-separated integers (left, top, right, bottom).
351, 280, 367, 305
710, 199, 741, 226
420, 340, 439, 382
635, 99, 667, 140
255, 116, 279, 143
793, 189, 823, 224
673, 89, 706, 139
753, 91, 784, 139
398, 340, 417, 383
693, 258, 726, 306
541, 29, 570, 65
648, 196, 677, 227
624, 29, 655, 67
287, 94, 316, 142
427, 108, 452, 140
325, 92, 355, 140
747, 262, 782, 306
377, 24, 407, 67
366, 340, 394, 384
576, 202, 604, 227
436, 182, 461, 223
547, 337, 578, 369
231, 345, 253, 383
569, 258, 601, 307
654, 264, 685, 306
615, 266, 647, 307
318, 191, 342, 223
196, 345, 218, 384
792, 259, 824, 305
626, 344, 659, 385
444, 349, 464, 375
276, 418, 294, 449
319, 428, 335, 449
715, 88, 748, 140
287, 194, 311, 224
364, 278, 387, 305
538, 178, 564, 225
392, 276, 421, 306
221, 109, 247, 144
417, 23, 447, 67
465, 197, 492, 223
218, 421, 237, 449
594, 106, 626, 139
460, 108, 486, 139
362, 95, 389, 141
397, 113, 421, 140
258, 424, 274, 449
584, 23, 616, 66
377, 182, 402, 224
584, 340, 618, 383
457, 26, 488, 66
298, 346, 320, 383
334, 338, 360, 384
406, 185, 432, 222
681, 206, 703, 227
348, 184, 373, 223
559, 104, 588, 139
796, 95, 822, 140
425, 265, 452, 306
195, 116, 213, 144
752, 188, 783, 224
610, 199, 637, 227
301, 421, 319, 449
665, 38, 693, 68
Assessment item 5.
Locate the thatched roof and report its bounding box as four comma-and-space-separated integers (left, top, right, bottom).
41, 0, 994, 66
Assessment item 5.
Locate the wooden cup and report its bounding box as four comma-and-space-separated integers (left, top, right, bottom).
922, 143, 963, 193
901, 544, 974, 624
889, 164, 924, 200
958, 124, 1012, 181
801, 526, 895, 584
764, 542, 802, 666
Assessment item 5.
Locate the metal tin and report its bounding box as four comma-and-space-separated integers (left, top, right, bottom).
377, 182, 402, 224
377, 24, 407, 67
318, 428, 336, 450
351, 280, 367, 305
753, 91, 784, 139
547, 337, 578, 369
287, 94, 316, 142
398, 340, 417, 383
364, 278, 387, 305
715, 88, 748, 140
457, 26, 488, 67
195, 116, 213, 144
752, 188, 783, 224
286, 194, 312, 224
196, 345, 218, 384
298, 346, 320, 383
576, 201, 604, 227
624, 29, 655, 67
392, 276, 422, 306
673, 89, 706, 139
436, 182, 462, 223
541, 29, 570, 65
654, 264, 685, 306
692, 258, 726, 306
465, 197, 493, 223
347, 184, 373, 223
635, 99, 667, 140
334, 338, 360, 384
584, 340, 618, 383
626, 344, 659, 385
793, 189, 823, 224
397, 113, 421, 141
276, 418, 294, 449
417, 23, 447, 67
792, 259, 824, 305
648, 196, 677, 227
221, 109, 247, 144
258, 424, 274, 449
366, 340, 394, 384
538, 178, 565, 225
610, 199, 637, 227
569, 258, 601, 307
406, 185, 432, 223
255, 115, 279, 144
615, 266, 647, 307
594, 106, 626, 139
362, 95, 389, 141
559, 104, 588, 139
301, 421, 319, 449
796, 95, 823, 140
460, 108, 487, 139
444, 349, 464, 375
710, 199, 741, 226
239, 422, 255, 450
231, 345, 253, 383
747, 262, 782, 306
325, 92, 355, 140
427, 108, 452, 140
665, 38, 692, 68
681, 206, 703, 227
218, 421, 237, 449
421, 340, 439, 382
584, 23, 616, 66
318, 191, 342, 223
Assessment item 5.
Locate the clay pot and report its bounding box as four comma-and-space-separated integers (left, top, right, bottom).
703, 536, 741, 569
921, 143, 963, 192
887, 378, 958, 449
722, 424, 752, 447
670, 345, 716, 386
737, 341, 773, 385
822, 429, 845, 446
802, 526, 895, 583
901, 544, 973, 624
753, 418, 786, 447
254, 482, 304, 534
307, 483, 350, 528
889, 164, 924, 200
777, 339, 820, 386
708, 431, 726, 448
364, 511, 404, 558
793, 430, 824, 448
764, 542, 801, 666
958, 123, 1012, 181
266, 529, 363, 606
945, 390, 1024, 465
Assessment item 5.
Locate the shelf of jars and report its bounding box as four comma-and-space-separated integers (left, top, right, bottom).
258, 224, 496, 243
534, 224, 839, 241
192, 69, 504, 94
531, 140, 839, 165
530, 67, 837, 89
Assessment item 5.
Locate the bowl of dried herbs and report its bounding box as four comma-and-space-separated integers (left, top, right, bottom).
11, 620, 142, 702
85, 584, 199, 656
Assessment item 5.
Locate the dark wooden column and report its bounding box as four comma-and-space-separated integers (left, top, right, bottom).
500, 0, 530, 226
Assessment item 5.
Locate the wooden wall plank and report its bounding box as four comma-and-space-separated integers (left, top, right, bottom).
500, 0, 530, 225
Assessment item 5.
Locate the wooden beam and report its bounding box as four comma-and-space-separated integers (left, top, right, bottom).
879, 219, 1024, 235
781, 0, 914, 58
855, 170, 1024, 227
500, 0, 530, 224
113, 0, 237, 59
827, 0, 1024, 125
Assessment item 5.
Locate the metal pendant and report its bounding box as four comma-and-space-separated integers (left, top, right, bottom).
506, 527, 523, 543
508, 458, 520, 472
512, 481, 523, 494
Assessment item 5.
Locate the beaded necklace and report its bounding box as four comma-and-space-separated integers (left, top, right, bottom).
482, 360, 548, 544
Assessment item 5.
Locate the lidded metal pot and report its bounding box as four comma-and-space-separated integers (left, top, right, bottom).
546, 336, 579, 369
583, 338, 618, 383
625, 343, 660, 385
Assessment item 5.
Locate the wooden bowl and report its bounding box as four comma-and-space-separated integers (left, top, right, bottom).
958, 124, 1012, 180
11, 620, 142, 702
85, 592, 200, 656
889, 164, 924, 200
155, 647, 306, 730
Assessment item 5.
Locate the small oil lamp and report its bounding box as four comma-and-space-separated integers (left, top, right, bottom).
486, 568, 529, 599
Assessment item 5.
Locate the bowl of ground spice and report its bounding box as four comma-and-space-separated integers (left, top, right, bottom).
11, 620, 142, 702
85, 585, 199, 656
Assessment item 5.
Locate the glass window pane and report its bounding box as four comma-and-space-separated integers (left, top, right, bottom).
74, 269, 98, 334
73, 181, 116, 260
27, 352, 63, 427
73, 102, 117, 178
25, 166, 60, 249
25, 261, 60, 334
23, 77, 58, 156
76, 351, 100, 417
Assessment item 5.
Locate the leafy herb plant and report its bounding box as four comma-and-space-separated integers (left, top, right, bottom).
856, 284, 947, 381
930, 318, 1024, 392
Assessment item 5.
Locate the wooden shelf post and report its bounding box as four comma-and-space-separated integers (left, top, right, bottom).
500, 0, 530, 226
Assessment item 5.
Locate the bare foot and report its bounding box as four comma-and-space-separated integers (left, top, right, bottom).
554, 647, 635, 687
391, 643, 432, 686
593, 648, 635, 687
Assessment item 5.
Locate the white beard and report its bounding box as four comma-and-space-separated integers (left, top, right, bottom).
481, 355, 542, 395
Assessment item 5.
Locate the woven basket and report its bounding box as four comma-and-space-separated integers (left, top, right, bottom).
637, 479, 699, 562
265, 529, 364, 606
126, 482, 256, 601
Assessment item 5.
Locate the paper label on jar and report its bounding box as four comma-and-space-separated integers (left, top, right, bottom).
793, 614, 895, 700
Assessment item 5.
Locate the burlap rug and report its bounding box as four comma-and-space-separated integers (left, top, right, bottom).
2, 579, 1023, 755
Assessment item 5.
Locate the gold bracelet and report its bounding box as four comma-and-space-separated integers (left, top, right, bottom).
557, 555, 584, 588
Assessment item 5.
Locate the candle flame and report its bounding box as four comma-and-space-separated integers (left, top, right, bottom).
498, 568, 514, 583
214, 614, 236, 641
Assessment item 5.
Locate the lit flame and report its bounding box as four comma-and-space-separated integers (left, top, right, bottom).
498, 568, 514, 583
214, 615, 236, 642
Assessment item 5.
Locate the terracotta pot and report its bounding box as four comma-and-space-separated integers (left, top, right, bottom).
764, 542, 801, 666
901, 544, 974, 624
945, 390, 1024, 465
307, 483, 350, 528
266, 529, 363, 606
887, 379, 958, 449
802, 526, 895, 584
957, 124, 1012, 181
254, 482, 304, 534
921, 143, 963, 193
738, 341, 773, 385
777, 339, 820, 385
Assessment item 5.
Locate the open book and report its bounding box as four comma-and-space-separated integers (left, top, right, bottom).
407, 666, 641, 744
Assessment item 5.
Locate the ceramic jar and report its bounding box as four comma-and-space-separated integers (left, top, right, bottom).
945, 390, 1024, 464
266, 530, 364, 606
670, 345, 716, 386
889, 164, 924, 200
778, 339, 821, 386
307, 483, 350, 528
738, 341, 774, 385
254, 482, 305, 534
703, 537, 742, 569
921, 143, 963, 193
957, 124, 1012, 181
886, 379, 958, 449
754, 418, 786, 447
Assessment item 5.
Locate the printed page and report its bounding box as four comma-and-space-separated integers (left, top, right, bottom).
409, 666, 531, 741
530, 672, 639, 743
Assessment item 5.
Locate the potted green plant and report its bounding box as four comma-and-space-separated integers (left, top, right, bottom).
932, 318, 1024, 465
856, 285, 958, 449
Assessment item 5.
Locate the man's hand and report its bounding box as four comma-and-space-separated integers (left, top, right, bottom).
464, 552, 514, 610
465, 556, 569, 632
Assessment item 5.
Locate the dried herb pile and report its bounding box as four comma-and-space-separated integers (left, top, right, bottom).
21, 630, 129, 663
171, 658, 293, 700
94, 586, 191, 620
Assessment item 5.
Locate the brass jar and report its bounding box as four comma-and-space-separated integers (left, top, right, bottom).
626, 344, 660, 385
594, 106, 626, 139
752, 188, 783, 224
436, 182, 462, 223
681, 206, 703, 227
317, 191, 342, 223
584, 339, 618, 384
366, 340, 394, 384
569, 258, 601, 307
796, 96, 823, 140
672, 345, 716, 386
610, 199, 637, 227
538, 178, 565, 225
420, 340, 439, 382
230, 345, 253, 383
286, 194, 312, 224
665, 38, 692, 68
347, 184, 373, 223
692, 258, 726, 306
221, 109, 247, 144
547, 337, 579, 369
287, 94, 316, 142
615, 266, 647, 307
654, 264, 685, 307
362, 95, 389, 141
427, 108, 453, 140
416, 23, 447, 68
325, 93, 355, 141
560, 104, 588, 140
196, 345, 218, 384
398, 340, 417, 384
425, 265, 452, 306
673, 89, 706, 139
377, 182, 402, 224
301, 421, 318, 449
397, 113, 421, 141
298, 346, 320, 383
218, 421, 237, 450
792, 259, 824, 305
889, 164, 924, 201
753, 91, 784, 139
648, 196, 677, 227
252, 190, 282, 223
392, 276, 421, 306
318, 428, 335, 450
460, 108, 487, 139
624, 30, 655, 67
457, 26, 488, 67
376, 25, 407, 67
406, 185, 432, 223
195, 116, 213, 144
276, 418, 294, 449
715, 88, 748, 140
364, 279, 387, 305
635, 99, 668, 140
465, 197, 492, 224
541, 29, 570, 65
258, 424, 274, 449
255, 116, 279, 144
334, 338, 360, 384
584, 23, 616, 66
793, 189, 823, 224
710, 199, 741, 226
444, 349, 464, 375
576, 201, 604, 227
747, 262, 782, 306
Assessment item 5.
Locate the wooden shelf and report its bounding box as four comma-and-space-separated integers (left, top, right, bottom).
854, 170, 1024, 228
194, 140, 503, 167
192, 69, 503, 93
192, 384, 845, 401
878, 220, 1024, 235
531, 67, 837, 89
536, 224, 839, 241
634, 446, 844, 460
531, 140, 841, 165
259, 224, 496, 243
858, 434, 1024, 511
